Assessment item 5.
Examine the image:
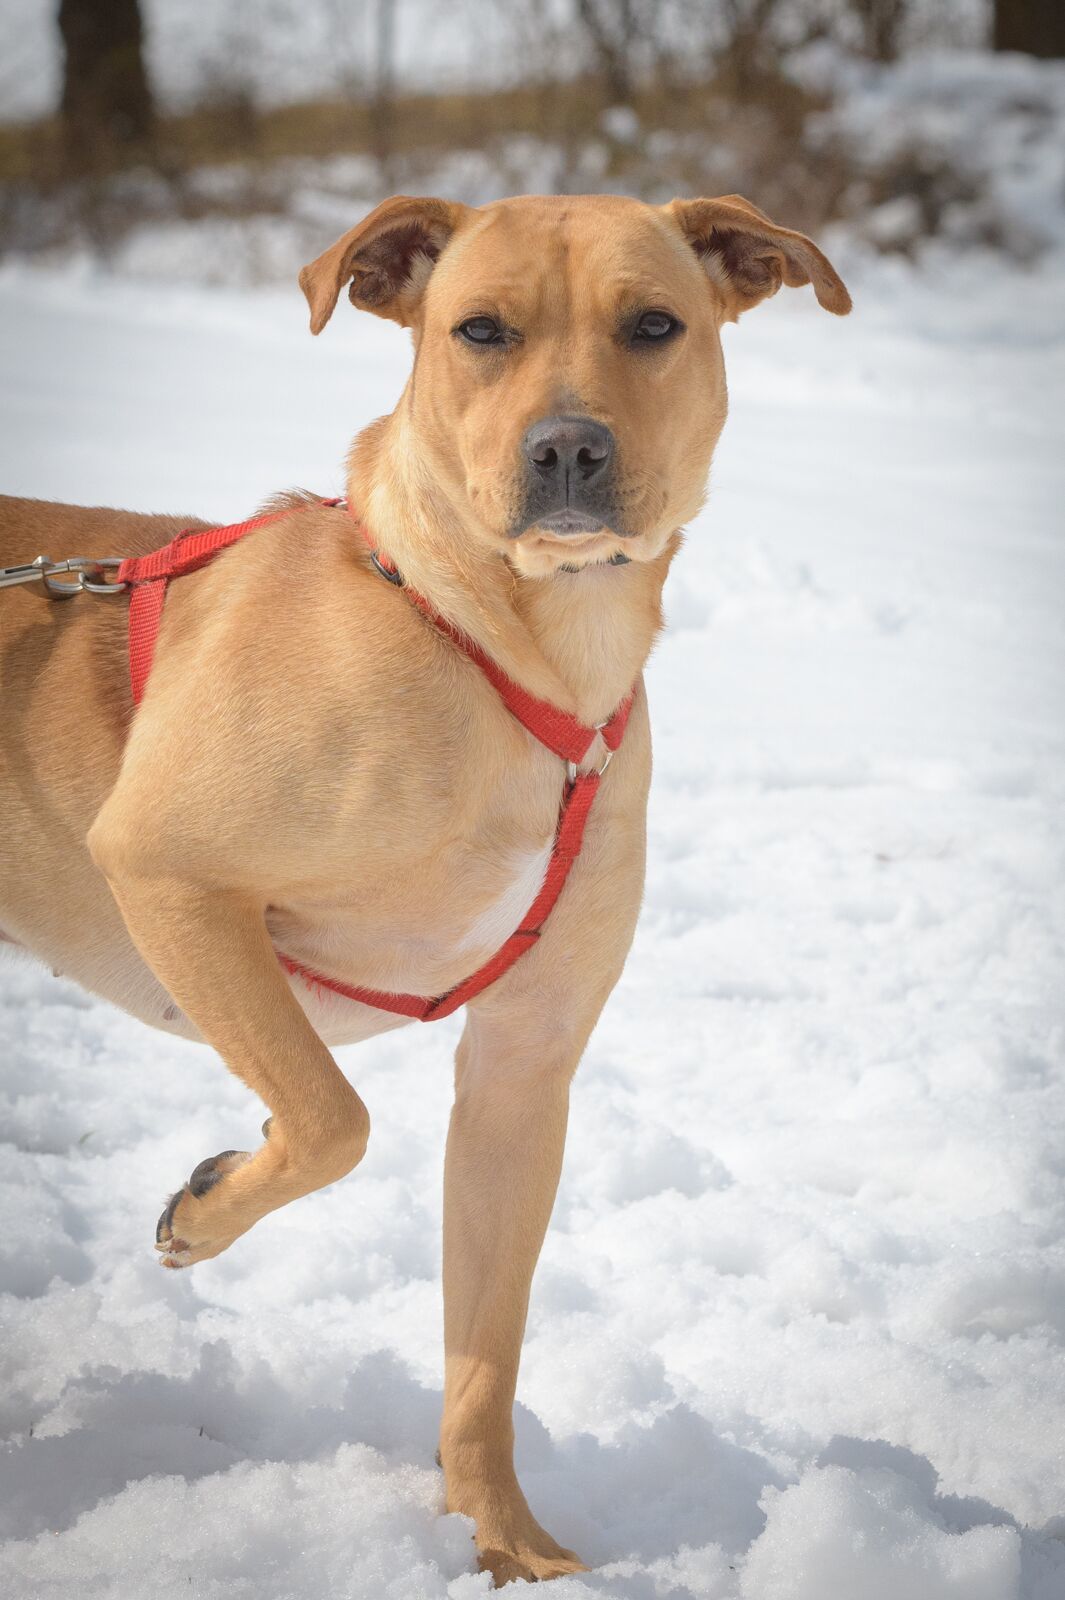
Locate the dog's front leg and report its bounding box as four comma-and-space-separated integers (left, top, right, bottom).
440, 1002, 595, 1585
89, 833, 370, 1267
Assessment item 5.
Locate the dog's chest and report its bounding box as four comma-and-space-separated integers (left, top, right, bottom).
451, 838, 554, 953
267, 829, 556, 1044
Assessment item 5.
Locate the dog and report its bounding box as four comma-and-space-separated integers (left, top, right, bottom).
0, 192, 849, 1584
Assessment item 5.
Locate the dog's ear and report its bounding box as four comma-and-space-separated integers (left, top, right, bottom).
666, 195, 851, 320
299, 195, 470, 334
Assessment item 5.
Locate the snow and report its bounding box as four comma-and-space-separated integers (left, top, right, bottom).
1, 243, 1064, 1599
799, 48, 1065, 258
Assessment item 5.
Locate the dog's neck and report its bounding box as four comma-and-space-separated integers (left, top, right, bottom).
348, 415, 678, 726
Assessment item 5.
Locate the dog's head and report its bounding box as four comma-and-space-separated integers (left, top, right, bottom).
300, 193, 849, 576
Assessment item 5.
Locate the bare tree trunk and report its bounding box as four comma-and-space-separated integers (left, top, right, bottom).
851, 0, 908, 62
574, 0, 639, 103
993, 0, 1065, 57
372, 0, 398, 180
58, 0, 155, 173
718, 0, 781, 98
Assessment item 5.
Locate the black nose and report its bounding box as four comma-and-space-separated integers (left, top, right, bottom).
522, 415, 615, 488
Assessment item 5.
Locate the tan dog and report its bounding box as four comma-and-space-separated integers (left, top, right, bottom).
0, 193, 848, 1584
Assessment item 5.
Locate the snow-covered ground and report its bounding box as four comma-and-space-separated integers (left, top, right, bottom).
1, 245, 1063, 1598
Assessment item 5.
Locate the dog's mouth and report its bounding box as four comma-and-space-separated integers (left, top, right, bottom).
510, 506, 627, 545
510, 480, 625, 543
533, 510, 605, 536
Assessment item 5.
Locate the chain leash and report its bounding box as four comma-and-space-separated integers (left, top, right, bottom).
0, 555, 127, 598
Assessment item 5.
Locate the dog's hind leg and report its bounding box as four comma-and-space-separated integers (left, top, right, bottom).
85, 844, 370, 1267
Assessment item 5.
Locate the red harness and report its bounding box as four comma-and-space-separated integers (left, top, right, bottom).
116, 502, 634, 1022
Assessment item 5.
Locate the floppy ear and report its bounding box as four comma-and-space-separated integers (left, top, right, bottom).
298, 195, 470, 334
667, 195, 851, 319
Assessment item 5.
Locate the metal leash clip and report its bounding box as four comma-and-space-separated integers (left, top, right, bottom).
0, 555, 127, 598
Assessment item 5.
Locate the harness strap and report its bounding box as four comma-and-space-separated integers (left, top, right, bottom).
397, 592, 625, 764
118, 507, 303, 704
360, 536, 632, 763
120, 500, 635, 1021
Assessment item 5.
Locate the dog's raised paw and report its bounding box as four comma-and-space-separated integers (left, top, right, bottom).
155, 1148, 252, 1267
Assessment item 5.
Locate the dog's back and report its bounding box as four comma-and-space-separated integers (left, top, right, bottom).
0, 494, 206, 572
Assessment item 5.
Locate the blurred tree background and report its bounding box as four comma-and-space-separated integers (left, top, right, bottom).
1, 0, 1062, 276
57, 0, 155, 171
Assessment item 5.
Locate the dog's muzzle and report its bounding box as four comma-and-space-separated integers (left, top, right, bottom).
511, 414, 622, 538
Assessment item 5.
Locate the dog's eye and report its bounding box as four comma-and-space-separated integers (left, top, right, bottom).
456, 316, 503, 345
633, 311, 680, 343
